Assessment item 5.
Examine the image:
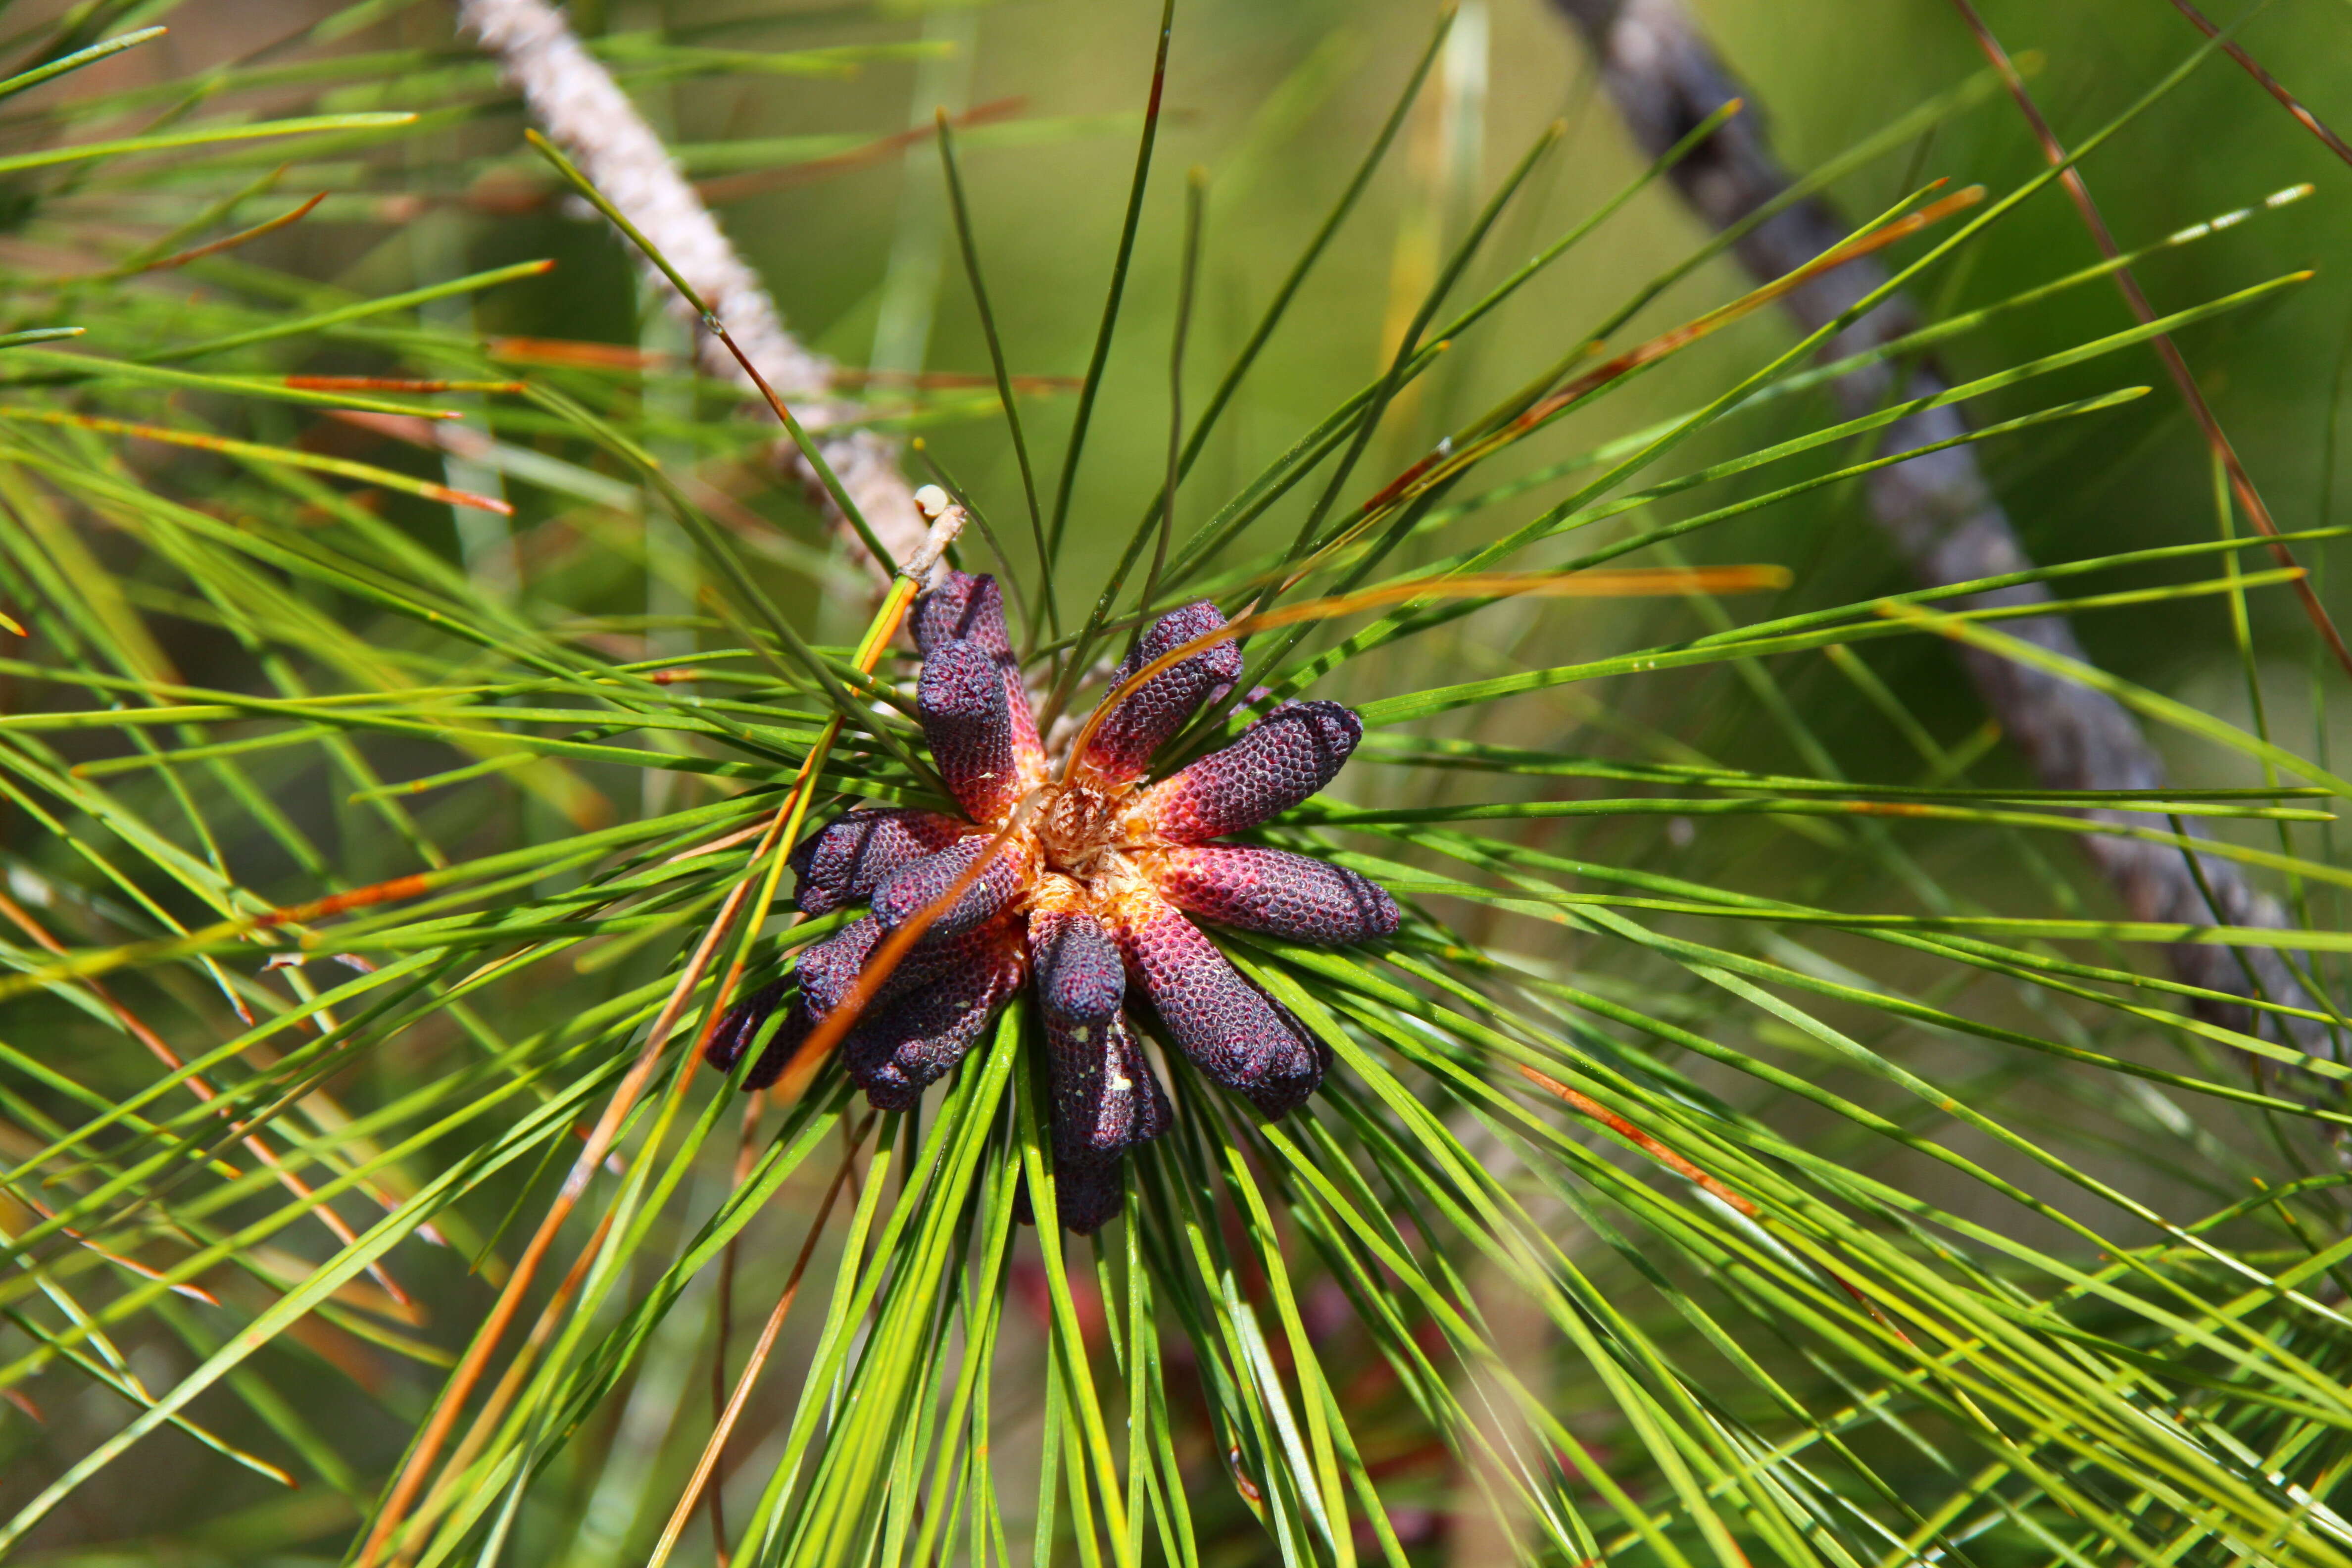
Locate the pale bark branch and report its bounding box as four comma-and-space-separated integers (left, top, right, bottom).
457, 0, 927, 579
1547, 0, 2337, 1057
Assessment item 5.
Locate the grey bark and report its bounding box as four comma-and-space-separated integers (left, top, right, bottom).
456, 0, 928, 577
1548, 0, 2334, 1057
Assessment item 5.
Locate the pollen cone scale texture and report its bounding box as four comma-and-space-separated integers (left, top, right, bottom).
706, 572, 1397, 1231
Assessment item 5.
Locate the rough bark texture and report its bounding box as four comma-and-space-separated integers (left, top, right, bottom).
1548, 0, 2332, 1055
456, 0, 928, 576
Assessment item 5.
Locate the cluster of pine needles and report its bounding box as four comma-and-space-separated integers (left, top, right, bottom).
1, 3, 2352, 1567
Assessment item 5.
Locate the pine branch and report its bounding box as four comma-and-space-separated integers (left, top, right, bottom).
456, 0, 928, 579
1546, 0, 2338, 1056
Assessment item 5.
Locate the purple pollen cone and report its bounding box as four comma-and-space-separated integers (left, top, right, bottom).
1138, 700, 1361, 844
789, 808, 966, 916
1029, 910, 1126, 1026
1040, 1163, 1127, 1236
1105, 884, 1324, 1117
1030, 1014, 1171, 1235
743, 1000, 814, 1092
871, 836, 1030, 940
918, 639, 1028, 822
792, 916, 885, 1018
1155, 845, 1399, 945
796, 915, 1011, 1019
1048, 1012, 1170, 1160
1028, 910, 1167, 1232
843, 940, 1024, 1110
1079, 601, 1244, 784
705, 979, 787, 1075
721, 577, 1395, 1231
912, 570, 1014, 662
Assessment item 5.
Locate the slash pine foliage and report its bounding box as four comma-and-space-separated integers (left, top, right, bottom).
3, 3, 2352, 1568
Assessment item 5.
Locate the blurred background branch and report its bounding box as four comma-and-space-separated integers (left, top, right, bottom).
1546, 0, 2338, 1056
457, 0, 926, 577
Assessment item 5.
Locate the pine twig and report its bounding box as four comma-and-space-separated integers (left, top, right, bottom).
1544, 0, 2336, 1057
456, 0, 928, 580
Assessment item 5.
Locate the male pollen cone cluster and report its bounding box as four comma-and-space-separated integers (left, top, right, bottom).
708, 571, 1400, 1232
